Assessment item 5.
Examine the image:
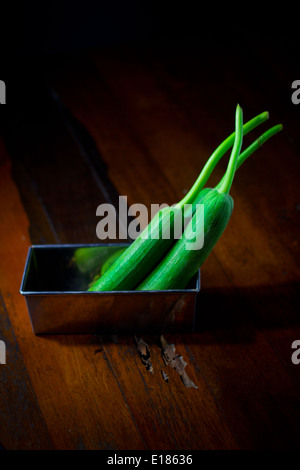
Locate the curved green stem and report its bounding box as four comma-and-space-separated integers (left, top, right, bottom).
236, 123, 283, 168
217, 104, 243, 194
177, 110, 268, 208
215, 123, 283, 191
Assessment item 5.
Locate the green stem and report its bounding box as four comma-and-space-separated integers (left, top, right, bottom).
177, 110, 268, 208
217, 104, 243, 194
215, 124, 283, 191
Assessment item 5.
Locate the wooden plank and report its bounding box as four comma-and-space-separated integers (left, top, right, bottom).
101, 333, 239, 450
46, 52, 180, 209
3, 87, 106, 244
187, 254, 300, 450
0, 290, 52, 450
0, 112, 146, 449
11, 159, 59, 245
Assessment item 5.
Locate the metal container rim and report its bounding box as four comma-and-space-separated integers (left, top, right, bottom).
20, 244, 201, 295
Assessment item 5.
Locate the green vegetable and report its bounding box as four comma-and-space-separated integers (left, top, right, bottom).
86, 247, 127, 288
73, 245, 127, 275
74, 246, 105, 274
88, 107, 281, 292
137, 104, 244, 290
100, 248, 127, 276
138, 189, 234, 290
88, 204, 182, 291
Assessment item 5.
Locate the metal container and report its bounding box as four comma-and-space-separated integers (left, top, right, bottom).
20, 244, 200, 334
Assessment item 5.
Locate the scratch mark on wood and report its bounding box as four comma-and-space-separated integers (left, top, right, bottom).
160, 335, 198, 389
134, 336, 153, 373
161, 369, 169, 383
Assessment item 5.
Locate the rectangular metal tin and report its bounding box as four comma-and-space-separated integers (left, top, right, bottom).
20, 244, 200, 334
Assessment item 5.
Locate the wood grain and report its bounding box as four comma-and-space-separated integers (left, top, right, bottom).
0, 37, 299, 450
0, 105, 145, 450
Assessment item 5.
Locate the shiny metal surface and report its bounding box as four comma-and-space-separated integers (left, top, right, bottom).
20, 244, 200, 334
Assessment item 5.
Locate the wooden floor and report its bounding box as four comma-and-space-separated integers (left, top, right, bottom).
0, 36, 300, 450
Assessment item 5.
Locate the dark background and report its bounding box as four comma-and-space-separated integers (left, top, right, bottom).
0, 1, 298, 77
0, 1, 298, 136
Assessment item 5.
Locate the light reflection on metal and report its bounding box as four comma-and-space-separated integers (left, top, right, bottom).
20, 244, 200, 335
